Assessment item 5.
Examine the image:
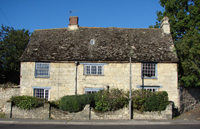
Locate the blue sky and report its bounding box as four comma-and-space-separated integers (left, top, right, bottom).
0, 0, 164, 33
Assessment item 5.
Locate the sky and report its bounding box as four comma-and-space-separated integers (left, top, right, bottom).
0, 0, 164, 33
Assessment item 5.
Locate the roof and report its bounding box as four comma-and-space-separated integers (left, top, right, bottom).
20, 27, 178, 62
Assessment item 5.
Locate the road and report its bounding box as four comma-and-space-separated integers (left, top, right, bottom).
0, 124, 200, 129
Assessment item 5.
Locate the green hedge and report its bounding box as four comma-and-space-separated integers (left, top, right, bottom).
144, 91, 169, 112
132, 89, 151, 111
59, 94, 95, 113
131, 90, 169, 112
94, 89, 128, 112
10, 96, 44, 110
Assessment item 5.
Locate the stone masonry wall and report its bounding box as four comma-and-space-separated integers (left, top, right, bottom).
179, 86, 200, 114
20, 62, 179, 108
91, 106, 129, 120
5, 102, 50, 119
5, 104, 172, 120
0, 87, 20, 112
133, 103, 173, 120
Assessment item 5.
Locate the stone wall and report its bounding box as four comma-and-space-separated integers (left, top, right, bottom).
50, 105, 90, 120
179, 86, 200, 114
5, 104, 172, 120
0, 87, 20, 112
20, 62, 179, 108
133, 103, 173, 120
91, 106, 129, 120
5, 102, 50, 119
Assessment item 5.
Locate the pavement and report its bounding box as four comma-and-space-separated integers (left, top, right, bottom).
0, 107, 200, 125
0, 118, 200, 125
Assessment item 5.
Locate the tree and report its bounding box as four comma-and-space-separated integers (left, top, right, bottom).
150, 0, 200, 87
0, 25, 30, 84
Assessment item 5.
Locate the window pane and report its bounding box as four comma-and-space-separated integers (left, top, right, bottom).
91, 66, 96, 74
45, 90, 49, 101
86, 66, 90, 74
98, 66, 102, 75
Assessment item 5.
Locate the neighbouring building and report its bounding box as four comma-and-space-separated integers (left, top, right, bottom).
20, 16, 179, 108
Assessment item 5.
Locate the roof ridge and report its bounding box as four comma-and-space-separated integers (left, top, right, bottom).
35, 28, 68, 31
34, 27, 161, 31
79, 26, 161, 30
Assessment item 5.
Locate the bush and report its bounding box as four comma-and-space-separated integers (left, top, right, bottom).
10, 96, 44, 110
131, 89, 151, 111
144, 91, 169, 112
94, 89, 128, 112
60, 94, 95, 113
131, 90, 169, 112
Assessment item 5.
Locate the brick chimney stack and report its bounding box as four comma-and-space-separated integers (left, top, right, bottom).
68, 16, 78, 30
161, 16, 170, 34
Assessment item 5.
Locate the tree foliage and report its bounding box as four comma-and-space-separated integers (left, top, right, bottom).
150, 0, 200, 87
0, 25, 30, 84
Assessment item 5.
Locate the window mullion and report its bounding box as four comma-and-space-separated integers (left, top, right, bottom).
90, 66, 91, 75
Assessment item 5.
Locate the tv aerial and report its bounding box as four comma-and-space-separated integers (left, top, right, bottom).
69, 10, 77, 17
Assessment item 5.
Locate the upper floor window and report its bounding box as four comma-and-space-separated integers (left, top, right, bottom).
35, 62, 50, 78
84, 65, 104, 75
142, 63, 157, 79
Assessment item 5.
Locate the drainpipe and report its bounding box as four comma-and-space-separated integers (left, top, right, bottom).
75, 61, 79, 95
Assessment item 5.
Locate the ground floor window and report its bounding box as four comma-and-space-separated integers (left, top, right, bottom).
85, 88, 103, 94
143, 87, 158, 92
33, 87, 50, 101
137, 86, 161, 92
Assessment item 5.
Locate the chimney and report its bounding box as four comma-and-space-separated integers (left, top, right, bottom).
68, 16, 78, 30
161, 16, 170, 34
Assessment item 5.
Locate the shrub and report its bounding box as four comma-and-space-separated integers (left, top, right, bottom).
10, 96, 44, 110
94, 89, 128, 112
144, 91, 169, 112
130, 90, 169, 112
60, 94, 95, 113
131, 89, 151, 111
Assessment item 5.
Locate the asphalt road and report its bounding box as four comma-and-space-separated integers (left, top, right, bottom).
0, 124, 200, 129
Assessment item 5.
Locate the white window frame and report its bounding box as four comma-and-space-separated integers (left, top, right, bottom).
143, 87, 158, 92
33, 87, 50, 101
84, 65, 104, 75
137, 86, 162, 93
142, 63, 157, 79
85, 88, 103, 94
35, 62, 50, 78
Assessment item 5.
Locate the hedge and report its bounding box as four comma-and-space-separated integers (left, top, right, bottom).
10, 96, 44, 110
59, 94, 95, 113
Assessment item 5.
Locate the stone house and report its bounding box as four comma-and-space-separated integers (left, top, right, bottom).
20, 16, 179, 108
